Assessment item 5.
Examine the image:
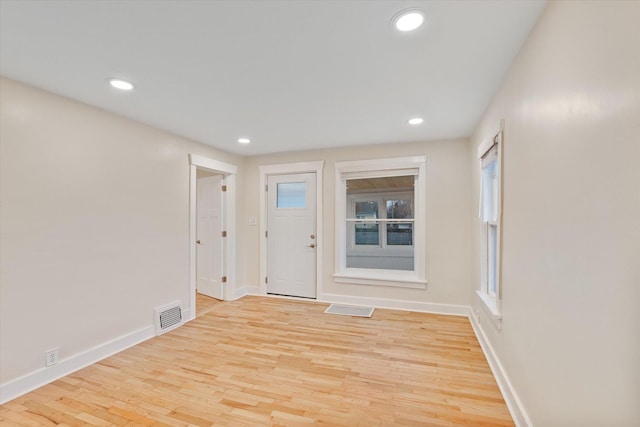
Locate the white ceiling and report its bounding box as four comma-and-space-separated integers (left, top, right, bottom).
0, 0, 546, 156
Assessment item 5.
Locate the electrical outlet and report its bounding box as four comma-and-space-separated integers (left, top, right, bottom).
45, 348, 59, 367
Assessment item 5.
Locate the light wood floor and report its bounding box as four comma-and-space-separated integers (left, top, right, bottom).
196, 292, 222, 317
0, 296, 513, 426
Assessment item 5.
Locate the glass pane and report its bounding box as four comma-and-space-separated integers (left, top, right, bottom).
355, 223, 379, 245
387, 223, 413, 245
355, 200, 378, 219
277, 182, 306, 208
354, 200, 379, 245
488, 224, 498, 295
482, 157, 498, 222
386, 199, 413, 219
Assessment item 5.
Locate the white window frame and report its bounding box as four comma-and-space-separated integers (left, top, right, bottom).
477, 124, 504, 324
334, 156, 426, 289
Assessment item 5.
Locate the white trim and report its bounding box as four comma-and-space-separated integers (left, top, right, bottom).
477, 119, 505, 159
333, 274, 426, 289
259, 160, 325, 176
232, 286, 248, 301
320, 293, 468, 317
335, 156, 426, 286
244, 286, 261, 296
223, 174, 237, 302
468, 309, 532, 427
189, 165, 197, 319
476, 290, 503, 330
335, 156, 426, 173
242, 289, 467, 316
189, 154, 238, 175
188, 154, 238, 320
0, 325, 154, 405
478, 134, 497, 159
259, 161, 324, 298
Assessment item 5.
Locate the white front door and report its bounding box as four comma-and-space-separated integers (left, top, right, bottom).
196, 175, 224, 300
267, 173, 317, 298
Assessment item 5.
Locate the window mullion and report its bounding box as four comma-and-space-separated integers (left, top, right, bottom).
380, 197, 386, 248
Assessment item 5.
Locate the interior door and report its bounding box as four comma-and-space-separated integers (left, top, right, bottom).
267, 173, 317, 298
196, 175, 224, 300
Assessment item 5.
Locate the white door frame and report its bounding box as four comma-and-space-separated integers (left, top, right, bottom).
259, 161, 324, 297
188, 154, 237, 321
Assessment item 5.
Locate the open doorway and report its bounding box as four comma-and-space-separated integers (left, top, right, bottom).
195, 169, 224, 316
188, 154, 237, 322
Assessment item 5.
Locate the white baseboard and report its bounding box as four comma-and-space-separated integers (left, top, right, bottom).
320, 293, 470, 316
244, 286, 261, 296
0, 325, 155, 405
243, 288, 468, 316
468, 309, 532, 427
233, 285, 249, 301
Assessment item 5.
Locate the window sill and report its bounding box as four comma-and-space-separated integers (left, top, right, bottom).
476, 290, 502, 330
334, 273, 426, 289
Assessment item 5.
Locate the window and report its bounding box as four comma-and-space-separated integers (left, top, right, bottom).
347, 183, 414, 271
478, 130, 502, 318
335, 157, 426, 288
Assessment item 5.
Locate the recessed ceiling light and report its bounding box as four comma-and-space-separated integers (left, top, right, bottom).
408, 117, 424, 125
238, 137, 251, 144
392, 9, 425, 32
108, 78, 134, 91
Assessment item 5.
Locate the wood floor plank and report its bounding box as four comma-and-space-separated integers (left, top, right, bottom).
0, 296, 513, 425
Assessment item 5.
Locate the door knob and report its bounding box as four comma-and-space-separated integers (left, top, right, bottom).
196, 240, 201, 245
306, 243, 316, 248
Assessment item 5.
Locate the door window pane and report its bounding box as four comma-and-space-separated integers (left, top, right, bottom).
277, 182, 306, 208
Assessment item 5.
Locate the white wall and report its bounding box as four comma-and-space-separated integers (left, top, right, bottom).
0, 77, 242, 386
469, 1, 640, 425
240, 139, 471, 307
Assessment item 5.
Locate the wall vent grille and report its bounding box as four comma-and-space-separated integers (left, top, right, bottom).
154, 301, 183, 335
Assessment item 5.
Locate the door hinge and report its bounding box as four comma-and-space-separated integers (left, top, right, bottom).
265, 184, 268, 191
265, 230, 268, 238
221, 276, 227, 283
265, 276, 268, 284
221, 185, 227, 192
222, 230, 227, 237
